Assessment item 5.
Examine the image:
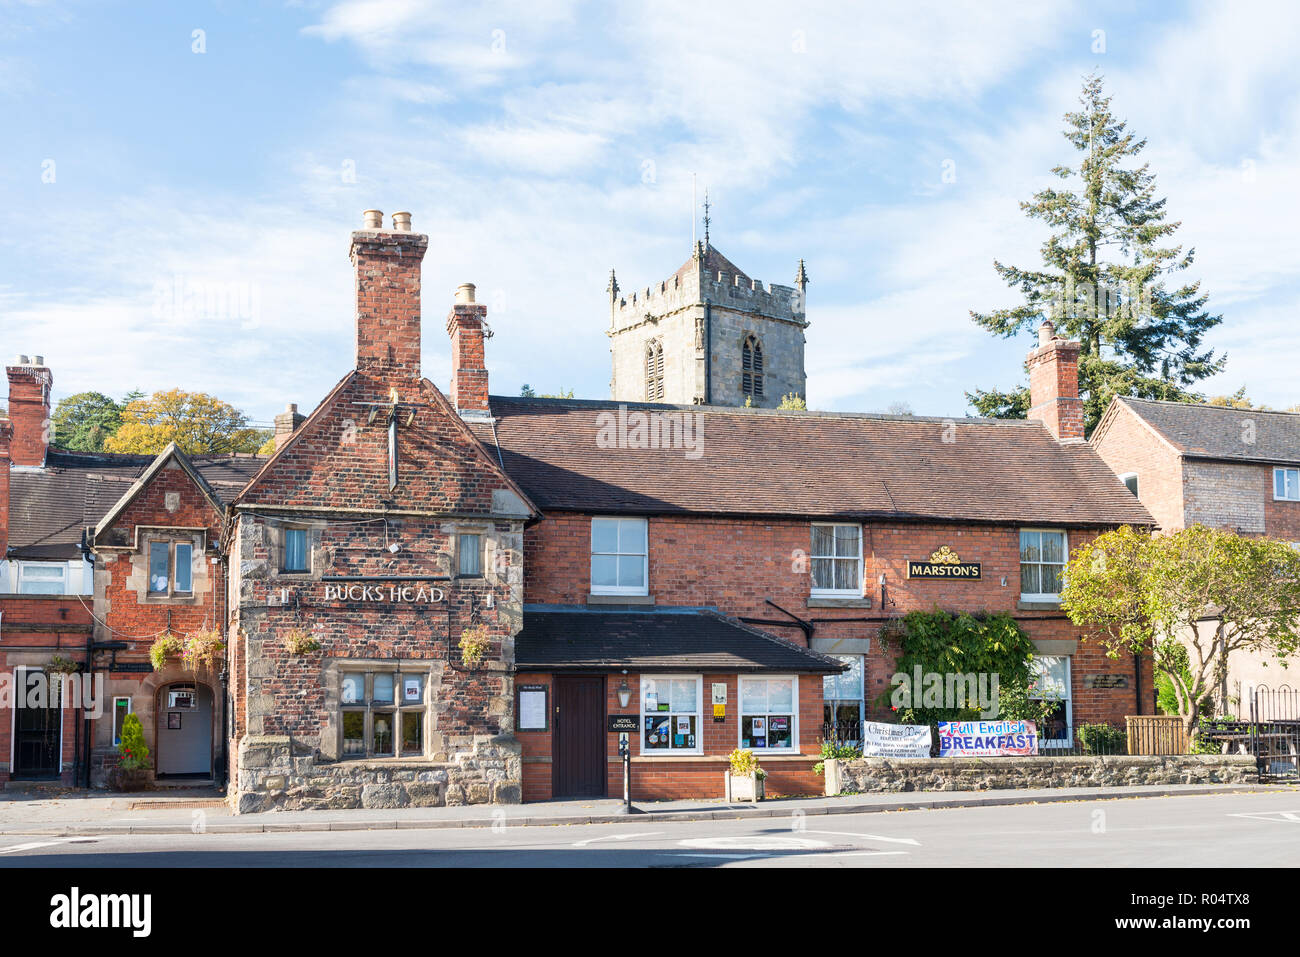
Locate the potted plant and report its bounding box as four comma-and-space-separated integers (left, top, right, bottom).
149, 633, 184, 671
459, 623, 491, 667
108, 713, 152, 791
725, 748, 766, 802
182, 628, 225, 673
284, 627, 322, 656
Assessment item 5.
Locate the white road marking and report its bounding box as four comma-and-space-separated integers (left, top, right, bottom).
808, 850, 910, 859
0, 838, 78, 854
1227, 810, 1300, 823
678, 835, 829, 851
572, 831, 665, 847
804, 829, 921, 846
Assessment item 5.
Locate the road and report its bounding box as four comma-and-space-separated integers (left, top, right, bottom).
1, 789, 1298, 867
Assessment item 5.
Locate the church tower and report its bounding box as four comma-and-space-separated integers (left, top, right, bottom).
607, 239, 809, 408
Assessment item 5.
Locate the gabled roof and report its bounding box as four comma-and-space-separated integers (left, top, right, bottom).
92, 443, 231, 542
7, 448, 264, 560
1106, 397, 1300, 466
517, 605, 845, 673
471, 397, 1156, 527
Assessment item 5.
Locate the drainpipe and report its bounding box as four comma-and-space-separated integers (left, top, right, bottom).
82, 634, 93, 788
217, 551, 229, 790
1133, 649, 1143, 716
704, 301, 712, 404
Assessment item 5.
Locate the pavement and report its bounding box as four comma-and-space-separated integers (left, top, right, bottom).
4, 788, 1300, 868
0, 780, 1293, 836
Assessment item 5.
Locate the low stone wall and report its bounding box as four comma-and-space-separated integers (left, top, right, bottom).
823, 754, 1257, 796
234, 733, 522, 813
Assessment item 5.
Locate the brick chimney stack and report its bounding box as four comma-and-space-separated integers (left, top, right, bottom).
6, 355, 53, 467
1026, 320, 1085, 442
350, 210, 429, 380
273, 402, 306, 451
446, 283, 491, 419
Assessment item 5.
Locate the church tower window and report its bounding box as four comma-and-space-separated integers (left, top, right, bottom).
645, 339, 665, 401
742, 335, 764, 398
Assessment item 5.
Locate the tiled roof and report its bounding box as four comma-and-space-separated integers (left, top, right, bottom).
516, 605, 845, 673
1114, 397, 1300, 466
472, 397, 1155, 527
7, 449, 265, 559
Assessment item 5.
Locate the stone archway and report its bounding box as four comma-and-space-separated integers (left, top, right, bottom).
140, 665, 220, 778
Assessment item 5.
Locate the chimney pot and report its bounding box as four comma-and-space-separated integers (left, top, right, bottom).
32, 355, 44, 367
1038, 320, 1056, 347
14, 355, 28, 365
362, 209, 384, 230
392, 211, 412, 232
455, 283, 476, 304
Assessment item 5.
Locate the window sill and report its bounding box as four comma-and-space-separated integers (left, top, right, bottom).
808, 596, 872, 609
1017, 599, 1062, 611
587, 593, 655, 606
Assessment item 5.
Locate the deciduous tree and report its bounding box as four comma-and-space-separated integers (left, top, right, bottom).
104, 389, 268, 455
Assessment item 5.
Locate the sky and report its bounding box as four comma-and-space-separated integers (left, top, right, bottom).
2, 0, 1298, 428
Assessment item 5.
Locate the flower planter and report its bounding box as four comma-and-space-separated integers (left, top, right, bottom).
724, 772, 765, 803
107, 767, 152, 792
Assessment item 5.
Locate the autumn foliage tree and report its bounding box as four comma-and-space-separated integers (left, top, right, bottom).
1062, 525, 1300, 735
103, 389, 269, 455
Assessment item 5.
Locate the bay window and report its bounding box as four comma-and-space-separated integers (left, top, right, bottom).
740, 676, 797, 751
641, 676, 700, 753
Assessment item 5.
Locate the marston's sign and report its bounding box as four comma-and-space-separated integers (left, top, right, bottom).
907, 545, 981, 580
322, 583, 446, 603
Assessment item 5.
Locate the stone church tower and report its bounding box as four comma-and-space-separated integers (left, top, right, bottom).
607, 241, 809, 408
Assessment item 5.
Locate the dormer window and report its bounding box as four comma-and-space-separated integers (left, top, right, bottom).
742, 334, 764, 398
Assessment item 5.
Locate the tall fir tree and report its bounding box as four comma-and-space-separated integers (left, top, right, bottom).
967, 74, 1224, 433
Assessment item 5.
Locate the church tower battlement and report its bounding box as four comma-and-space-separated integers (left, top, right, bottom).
607, 241, 809, 408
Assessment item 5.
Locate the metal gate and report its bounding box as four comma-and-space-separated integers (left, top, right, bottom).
1250, 686, 1300, 782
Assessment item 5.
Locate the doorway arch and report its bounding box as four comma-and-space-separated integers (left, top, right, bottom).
155, 681, 214, 776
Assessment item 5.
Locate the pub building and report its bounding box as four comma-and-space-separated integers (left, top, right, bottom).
0, 211, 1156, 807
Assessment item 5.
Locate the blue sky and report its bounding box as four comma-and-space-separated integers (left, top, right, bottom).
2, 0, 1298, 427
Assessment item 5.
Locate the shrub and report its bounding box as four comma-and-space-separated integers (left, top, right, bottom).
117, 713, 151, 771
728, 748, 765, 779
1076, 723, 1127, 754
814, 738, 861, 776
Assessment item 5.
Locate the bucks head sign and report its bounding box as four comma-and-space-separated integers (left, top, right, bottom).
907, 546, 981, 580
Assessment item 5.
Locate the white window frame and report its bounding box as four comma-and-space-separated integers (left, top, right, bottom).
1118, 472, 1138, 497
809, 523, 863, 597
282, 526, 310, 575
1274, 467, 1300, 501
823, 655, 865, 743
112, 696, 133, 747
146, 538, 196, 599
1029, 655, 1073, 748
638, 675, 703, 756
1019, 528, 1068, 603
16, 561, 69, 595
738, 675, 800, 754
590, 517, 649, 596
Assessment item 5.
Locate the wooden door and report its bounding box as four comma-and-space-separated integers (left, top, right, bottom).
553, 675, 606, 798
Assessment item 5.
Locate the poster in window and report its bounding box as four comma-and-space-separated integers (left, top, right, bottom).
770, 717, 788, 731
644, 692, 658, 713
403, 677, 422, 702
752, 717, 767, 737
675, 716, 691, 734
167, 712, 182, 730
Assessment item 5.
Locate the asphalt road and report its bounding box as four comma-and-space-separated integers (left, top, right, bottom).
0, 789, 1297, 867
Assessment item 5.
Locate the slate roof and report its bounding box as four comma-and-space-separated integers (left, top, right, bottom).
1112, 397, 1300, 466
7, 449, 266, 559
471, 397, 1155, 528
516, 605, 846, 673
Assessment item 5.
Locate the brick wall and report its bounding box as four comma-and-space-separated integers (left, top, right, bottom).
1091, 402, 1185, 532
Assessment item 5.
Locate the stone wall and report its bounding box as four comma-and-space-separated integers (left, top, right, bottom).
823, 754, 1257, 795
235, 733, 522, 813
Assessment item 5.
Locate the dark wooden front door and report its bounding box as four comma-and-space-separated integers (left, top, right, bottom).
553, 675, 606, 798
13, 670, 61, 780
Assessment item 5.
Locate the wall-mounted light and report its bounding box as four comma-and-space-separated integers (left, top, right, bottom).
617, 672, 631, 708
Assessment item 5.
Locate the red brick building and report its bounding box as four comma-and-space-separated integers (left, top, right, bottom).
1092, 396, 1300, 710
3, 215, 1159, 807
